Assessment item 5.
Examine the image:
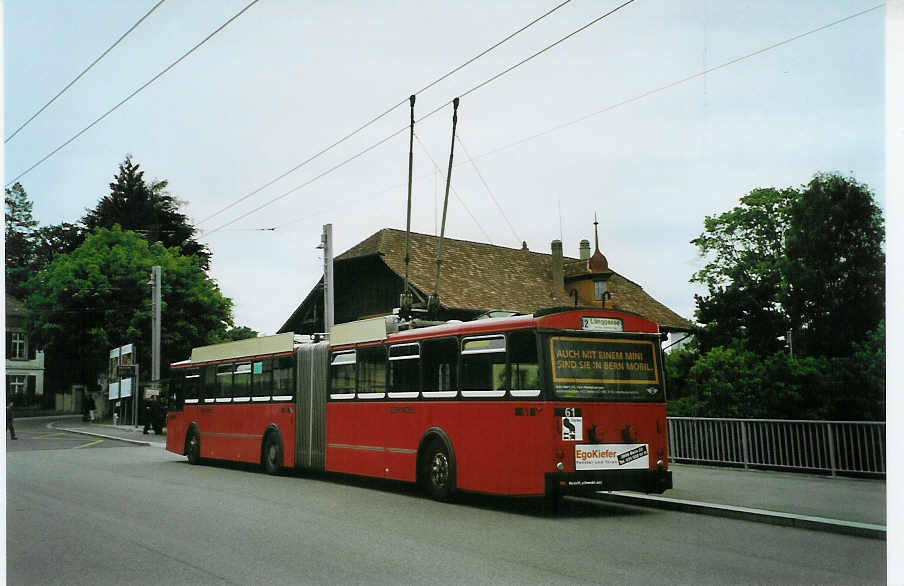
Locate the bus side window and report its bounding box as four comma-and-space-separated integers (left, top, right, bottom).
421, 338, 458, 397
461, 335, 506, 396
233, 363, 251, 401
202, 365, 216, 403
183, 368, 201, 405
357, 346, 386, 398
273, 356, 295, 400
389, 343, 419, 397
330, 351, 356, 399
252, 359, 272, 401
216, 364, 234, 402
508, 331, 540, 398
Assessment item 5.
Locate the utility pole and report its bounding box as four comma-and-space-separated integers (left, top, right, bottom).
321, 225, 334, 331
151, 266, 161, 382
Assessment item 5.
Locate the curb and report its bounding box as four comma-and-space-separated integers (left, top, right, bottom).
587, 491, 886, 540
48, 422, 154, 447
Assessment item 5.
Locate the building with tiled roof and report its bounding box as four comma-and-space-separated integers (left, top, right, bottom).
279, 228, 691, 335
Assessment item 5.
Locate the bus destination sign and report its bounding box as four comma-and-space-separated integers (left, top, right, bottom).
581, 317, 623, 332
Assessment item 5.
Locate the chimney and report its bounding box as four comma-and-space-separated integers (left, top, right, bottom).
551, 240, 564, 289
579, 239, 591, 260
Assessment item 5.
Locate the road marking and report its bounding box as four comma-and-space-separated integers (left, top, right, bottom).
75, 439, 104, 449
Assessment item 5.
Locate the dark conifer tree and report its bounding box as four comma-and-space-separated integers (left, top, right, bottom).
82, 156, 211, 269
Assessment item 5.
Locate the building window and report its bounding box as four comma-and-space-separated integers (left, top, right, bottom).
7, 375, 26, 395
593, 280, 607, 301
7, 332, 26, 360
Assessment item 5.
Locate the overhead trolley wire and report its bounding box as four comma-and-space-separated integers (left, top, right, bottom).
205, 126, 411, 235
455, 132, 521, 246
272, 2, 883, 238
469, 3, 886, 163
414, 133, 494, 244
197, 0, 574, 226
459, 0, 635, 101
5, 0, 262, 187
224, 2, 881, 237
204, 0, 634, 236
5, 0, 167, 144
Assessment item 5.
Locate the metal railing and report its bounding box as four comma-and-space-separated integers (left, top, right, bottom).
667, 417, 885, 476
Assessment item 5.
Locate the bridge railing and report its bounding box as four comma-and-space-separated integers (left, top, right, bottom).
666, 417, 885, 476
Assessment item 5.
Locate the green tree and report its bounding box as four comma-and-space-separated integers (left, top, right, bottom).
679, 173, 885, 421
82, 156, 211, 269
24, 226, 233, 390
31, 222, 82, 267
668, 346, 831, 419
823, 320, 885, 421
690, 187, 797, 355
5, 182, 38, 297
783, 173, 885, 357
220, 326, 259, 342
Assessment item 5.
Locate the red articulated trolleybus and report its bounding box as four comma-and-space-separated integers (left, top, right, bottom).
165, 307, 672, 501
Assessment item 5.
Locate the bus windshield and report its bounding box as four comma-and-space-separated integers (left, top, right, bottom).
547, 334, 664, 401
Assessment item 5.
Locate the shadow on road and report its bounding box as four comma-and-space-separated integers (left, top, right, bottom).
162, 456, 650, 519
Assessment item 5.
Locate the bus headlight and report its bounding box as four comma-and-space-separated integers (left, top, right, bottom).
556, 461, 565, 472
656, 459, 664, 470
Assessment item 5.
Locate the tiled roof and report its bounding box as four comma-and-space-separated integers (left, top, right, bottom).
337, 229, 692, 331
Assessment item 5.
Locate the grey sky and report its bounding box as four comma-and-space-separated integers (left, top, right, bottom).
4, 1, 886, 334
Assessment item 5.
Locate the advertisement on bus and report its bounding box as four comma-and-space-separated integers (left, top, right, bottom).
548, 335, 663, 401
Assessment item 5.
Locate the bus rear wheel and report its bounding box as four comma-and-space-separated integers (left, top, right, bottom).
186, 429, 200, 465
262, 433, 283, 475
421, 440, 455, 502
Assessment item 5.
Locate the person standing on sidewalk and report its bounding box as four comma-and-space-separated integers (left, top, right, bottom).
7, 399, 18, 440
143, 395, 156, 434
87, 394, 97, 422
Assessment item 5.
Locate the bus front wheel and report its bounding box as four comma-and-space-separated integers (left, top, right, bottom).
421, 440, 455, 502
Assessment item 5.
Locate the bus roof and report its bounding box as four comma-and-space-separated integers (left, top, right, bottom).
331, 308, 659, 349
173, 332, 297, 368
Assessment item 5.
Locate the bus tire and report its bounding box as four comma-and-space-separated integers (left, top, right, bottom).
186, 428, 201, 465
421, 439, 455, 502
262, 432, 283, 475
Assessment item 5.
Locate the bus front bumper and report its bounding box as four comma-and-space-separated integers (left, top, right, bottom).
545, 468, 673, 496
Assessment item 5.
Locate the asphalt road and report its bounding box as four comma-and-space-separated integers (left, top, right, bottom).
6, 417, 143, 452
7, 443, 886, 585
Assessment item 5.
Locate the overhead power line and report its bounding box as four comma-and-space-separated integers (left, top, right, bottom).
456, 132, 521, 246
205, 126, 410, 235
196, 0, 574, 226
5, 0, 262, 187
224, 3, 883, 238
5, 0, 167, 144
204, 0, 636, 235
469, 3, 886, 162
414, 133, 493, 244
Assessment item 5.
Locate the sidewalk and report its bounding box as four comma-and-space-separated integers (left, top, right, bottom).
52, 419, 886, 537
51, 420, 167, 447
666, 463, 884, 525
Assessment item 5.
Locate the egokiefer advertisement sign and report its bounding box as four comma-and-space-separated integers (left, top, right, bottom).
575, 443, 649, 470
